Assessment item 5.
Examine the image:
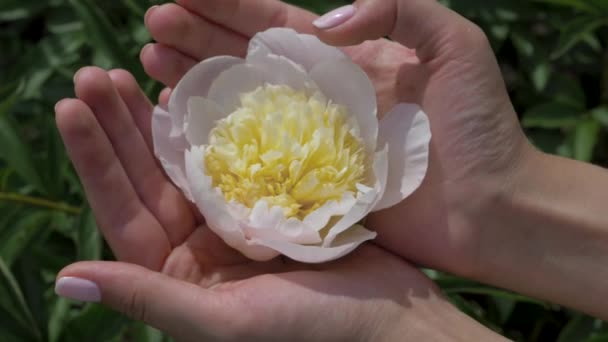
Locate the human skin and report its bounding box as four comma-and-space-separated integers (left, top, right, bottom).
139, 0, 608, 320
53, 0, 608, 340
54, 68, 507, 340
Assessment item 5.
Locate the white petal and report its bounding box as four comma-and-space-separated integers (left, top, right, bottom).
248, 53, 315, 92
185, 146, 279, 261
322, 147, 388, 247
373, 104, 431, 211
310, 60, 378, 152
152, 105, 192, 201
185, 97, 226, 146
207, 60, 314, 113
303, 192, 357, 231
254, 224, 376, 263
244, 201, 322, 245
248, 28, 347, 71
169, 56, 243, 130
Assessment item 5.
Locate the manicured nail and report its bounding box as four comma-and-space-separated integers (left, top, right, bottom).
144, 5, 159, 26
55, 277, 101, 303
313, 5, 356, 30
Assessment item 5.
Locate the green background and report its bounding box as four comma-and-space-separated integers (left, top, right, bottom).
0, 0, 607, 341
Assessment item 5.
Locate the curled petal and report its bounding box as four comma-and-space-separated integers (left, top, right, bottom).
185, 146, 279, 261
169, 56, 243, 130
152, 105, 192, 201
373, 104, 431, 211
303, 192, 357, 232
323, 146, 388, 247
244, 201, 322, 245
255, 224, 377, 264
185, 97, 226, 146
310, 60, 378, 153
248, 28, 347, 71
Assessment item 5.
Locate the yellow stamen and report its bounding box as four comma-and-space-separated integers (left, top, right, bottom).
204, 84, 366, 219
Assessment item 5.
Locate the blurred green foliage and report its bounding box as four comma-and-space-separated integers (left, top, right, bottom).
0, 0, 607, 341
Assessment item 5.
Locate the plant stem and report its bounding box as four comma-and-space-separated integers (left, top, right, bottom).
0, 192, 82, 215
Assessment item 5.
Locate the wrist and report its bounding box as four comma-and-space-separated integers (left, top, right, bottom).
369, 298, 509, 342
472, 145, 608, 319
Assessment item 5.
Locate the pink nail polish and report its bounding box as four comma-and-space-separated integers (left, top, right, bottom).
55, 277, 101, 302
313, 5, 356, 30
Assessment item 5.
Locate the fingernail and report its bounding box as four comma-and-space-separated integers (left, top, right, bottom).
73, 68, 83, 84
313, 5, 356, 30
140, 43, 153, 60
55, 277, 101, 303
144, 5, 158, 26
54, 99, 66, 113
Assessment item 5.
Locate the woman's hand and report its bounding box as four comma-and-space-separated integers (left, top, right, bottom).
141, 0, 608, 320
54, 68, 506, 341
140, 0, 529, 282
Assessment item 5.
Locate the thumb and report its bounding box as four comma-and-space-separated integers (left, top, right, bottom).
55, 261, 230, 341
313, 0, 487, 62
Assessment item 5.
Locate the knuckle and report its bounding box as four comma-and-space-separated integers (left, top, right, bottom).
122, 288, 149, 323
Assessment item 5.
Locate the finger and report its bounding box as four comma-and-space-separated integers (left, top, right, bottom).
314, 1, 488, 62
141, 43, 197, 88
108, 69, 154, 150
55, 99, 171, 270
176, 0, 318, 37
55, 261, 233, 341
146, 3, 248, 61
158, 87, 171, 106
74, 67, 195, 247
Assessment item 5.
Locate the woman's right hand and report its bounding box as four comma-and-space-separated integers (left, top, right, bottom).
141, 0, 529, 282
142, 0, 608, 320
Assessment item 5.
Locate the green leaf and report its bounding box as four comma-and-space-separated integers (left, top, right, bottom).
591, 107, 608, 127
48, 298, 71, 342
0, 256, 41, 340
522, 102, 582, 129
0, 306, 34, 342
573, 119, 601, 162
552, 16, 607, 59
0, 90, 47, 194
129, 322, 166, 342
531, 62, 552, 92
68, 0, 140, 73
60, 304, 130, 342
533, 0, 598, 12
557, 314, 597, 342
0, 211, 51, 266
0, 1, 46, 21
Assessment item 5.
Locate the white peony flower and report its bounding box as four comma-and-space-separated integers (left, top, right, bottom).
152, 28, 431, 263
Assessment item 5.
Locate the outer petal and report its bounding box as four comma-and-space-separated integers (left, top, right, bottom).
254, 224, 377, 264
303, 192, 357, 232
169, 56, 243, 130
207, 59, 314, 113
152, 105, 192, 201
185, 97, 227, 146
185, 146, 279, 261
248, 28, 347, 71
310, 60, 378, 153
323, 146, 389, 247
373, 104, 431, 211
243, 201, 322, 245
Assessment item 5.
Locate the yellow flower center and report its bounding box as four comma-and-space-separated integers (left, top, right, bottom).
204, 84, 366, 219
